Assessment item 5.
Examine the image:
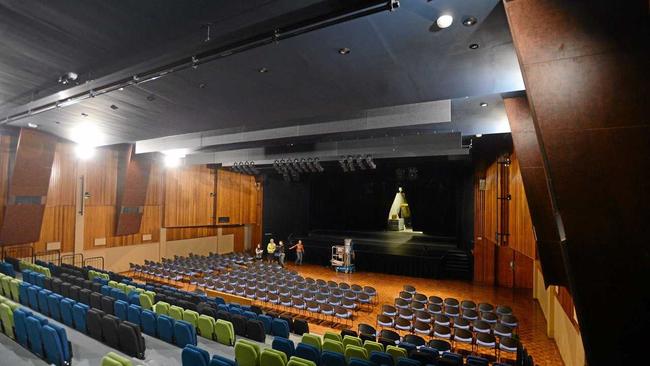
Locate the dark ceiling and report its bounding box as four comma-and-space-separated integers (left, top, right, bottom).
0, 0, 523, 151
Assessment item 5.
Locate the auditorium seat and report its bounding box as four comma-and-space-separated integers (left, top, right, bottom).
101, 351, 133, 366
183, 344, 210, 366
343, 335, 363, 348
157, 314, 175, 343
13, 308, 31, 347
72, 302, 90, 333
127, 304, 142, 326
154, 301, 170, 316
321, 350, 346, 366
369, 351, 394, 366
141, 309, 157, 336
395, 357, 420, 366
261, 348, 288, 366
294, 318, 309, 336
287, 355, 317, 366
235, 340, 261, 366
169, 305, 184, 321
211, 354, 237, 366
27, 285, 39, 309
258, 314, 273, 334
26, 315, 45, 357
246, 318, 266, 342
90, 292, 103, 310
87, 308, 105, 341
119, 321, 146, 358
273, 335, 296, 358
322, 339, 344, 354
79, 288, 92, 305
272, 317, 290, 338
215, 319, 235, 346
41, 323, 72, 366
69, 285, 81, 302
296, 342, 320, 364
101, 295, 116, 315
102, 314, 121, 348
197, 314, 215, 339
174, 319, 197, 347
114, 299, 129, 321
37, 288, 52, 315
386, 345, 407, 363
18, 282, 30, 306
345, 344, 368, 362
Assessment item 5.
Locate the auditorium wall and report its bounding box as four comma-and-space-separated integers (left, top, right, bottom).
0, 130, 260, 272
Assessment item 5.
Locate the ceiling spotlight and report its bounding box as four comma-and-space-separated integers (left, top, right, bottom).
118, 87, 124, 91
27, 122, 38, 128
81, 112, 88, 117
338, 47, 351, 55
475, 134, 483, 138
199, 83, 206, 89
258, 67, 269, 73
469, 43, 480, 50
436, 14, 453, 29
58, 71, 78, 85
110, 104, 118, 110
462, 17, 477, 26
346, 155, 356, 172
365, 155, 377, 169
480, 102, 488, 107
75, 144, 95, 160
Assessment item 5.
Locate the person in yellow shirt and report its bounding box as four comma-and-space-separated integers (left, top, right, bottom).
266, 239, 276, 263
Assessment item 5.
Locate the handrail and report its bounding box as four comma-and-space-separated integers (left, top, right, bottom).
33, 249, 61, 265
61, 253, 84, 267
84, 256, 105, 270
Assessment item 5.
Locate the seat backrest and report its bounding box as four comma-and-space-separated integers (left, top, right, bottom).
287, 356, 317, 366
210, 354, 237, 366
114, 300, 129, 321
272, 335, 296, 358
321, 351, 347, 366
72, 302, 89, 333
323, 331, 342, 343
101, 351, 134, 366
386, 345, 408, 363
119, 321, 146, 359
183, 309, 200, 327
395, 357, 421, 366
13, 307, 31, 347
343, 335, 363, 348
295, 343, 320, 364
197, 314, 215, 339
90, 292, 103, 310
257, 314, 272, 334
154, 301, 170, 316
0, 302, 15, 339
174, 320, 197, 347
234, 340, 260, 366
157, 314, 175, 343
141, 309, 157, 337
272, 318, 290, 338
169, 305, 184, 321
127, 304, 142, 326
363, 340, 384, 355
215, 319, 235, 346
27, 285, 40, 309
26, 316, 45, 357
47, 293, 63, 321
42, 323, 71, 365
79, 288, 92, 305
293, 319, 309, 335
345, 345, 369, 361
260, 348, 288, 366
101, 296, 116, 315
87, 308, 106, 340
369, 351, 394, 366
322, 339, 344, 354
246, 319, 266, 342
37, 288, 52, 315
101, 314, 121, 348
182, 344, 210, 366
69, 285, 80, 302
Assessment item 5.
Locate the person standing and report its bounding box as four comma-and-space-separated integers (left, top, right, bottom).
289, 240, 305, 265
254, 243, 263, 260
277, 240, 286, 267
266, 239, 276, 263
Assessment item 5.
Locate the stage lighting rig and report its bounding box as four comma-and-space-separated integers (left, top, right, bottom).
346, 155, 356, 172
365, 155, 377, 169
339, 156, 349, 172
313, 158, 324, 172
356, 155, 366, 170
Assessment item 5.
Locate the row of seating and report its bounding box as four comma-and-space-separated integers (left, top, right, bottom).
1, 261, 16, 277
19, 260, 52, 277
101, 351, 142, 366
21, 275, 147, 359
1, 293, 72, 366
0, 271, 20, 302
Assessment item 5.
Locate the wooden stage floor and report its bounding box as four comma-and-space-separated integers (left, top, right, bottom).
142, 263, 564, 365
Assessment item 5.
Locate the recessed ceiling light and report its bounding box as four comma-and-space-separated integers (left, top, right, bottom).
436, 14, 453, 29
258, 67, 269, 73
462, 17, 478, 26
118, 87, 124, 91
199, 83, 207, 89
338, 47, 351, 55
480, 102, 488, 107
27, 122, 38, 128
469, 43, 480, 50
475, 134, 482, 138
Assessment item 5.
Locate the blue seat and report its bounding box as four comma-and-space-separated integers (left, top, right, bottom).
398, 341, 416, 355
128, 292, 140, 306
35, 273, 45, 287
396, 358, 421, 366
19, 282, 30, 305
114, 300, 129, 321
13, 308, 32, 347
47, 293, 63, 321
27, 285, 40, 309
141, 309, 157, 336
258, 314, 273, 334
242, 310, 257, 319
467, 356, 489, 366
37, 289, 52, 316
229, 307, 242, 316
101, 285, 112, 296
60, 298, 75, 327
349, 358, 374, 366
217, 304, 229, 312
72, 303, 89, 333
112, 288, 128, 302
127, 304, 142, 326
295, 342, 320, 365
42, 323, 71, 366
157, 314, 175, 343
321, 350, 346, 366
272, 318, 290, 338
210, 354, 237, 366
26, 316, 45, 357
0, 261, 15, 277
441, 352, 463, 366
212, 297, 225, 305
174, 320, 197, 347
273, 335, 296, 358
182, 344, 209, 366
370, 351, 394, 366
21, 270, 32, 284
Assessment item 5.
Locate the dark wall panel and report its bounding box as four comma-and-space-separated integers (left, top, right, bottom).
115, 145, 152, 236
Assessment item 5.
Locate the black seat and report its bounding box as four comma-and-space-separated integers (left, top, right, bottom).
91, 282, 102, 293
101, 314, 121, 348
119, 321, 146, 358
360, 332, 375, 343
69, 285, 81, 301
250, 305, 263, 315
83, 279, 93, 289
293, 319, 309, 336
79, 289, 92, 305
87, 308, 105, 341
404, 334, 425, 347
61, 282, 71, 298
341, 329, 358, 338
216, 310, 231, 322
245, 319, 266, 342
52, 278, 62, 294
409, 350, 438, 365
90, 292, 103, 310
198, 303, 218, 319
43, 277, 52, 291
231, 314, 247, 337
358, 323, 377, 337
101, 296, 115, 315
379, 336, 397, 348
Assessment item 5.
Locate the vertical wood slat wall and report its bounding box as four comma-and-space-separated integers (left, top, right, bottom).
474, 153, 535, 288
0, 132, 260, 253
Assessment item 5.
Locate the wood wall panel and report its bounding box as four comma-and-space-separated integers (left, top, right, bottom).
164, 165, 215, 227
84, 204, 160, 249
84, 148, 118, 206
222, 225, 245, 252
508, 155, 535, 258
166, 226, 219, 241
496, 245, 514, 288
33, 206, 76, 253
0, 135, 12, 226
46, 143, 77, 207
514, 251, 534, 289
215, 169, 242, 225
145, 161, 163, 205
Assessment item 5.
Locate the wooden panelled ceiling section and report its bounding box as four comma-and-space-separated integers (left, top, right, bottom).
1, 0, 524, 149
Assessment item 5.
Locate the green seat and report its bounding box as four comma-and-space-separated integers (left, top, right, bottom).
323, 331, 342, 343
183, 309, 199, 327
287, 356, 317, 366
154, 301, 170, 316
125, 285, 136, 295
0, 303, 14, 339
108, 280, 119, 288
117, 283, 128, 293
134, 288, 144, 294
235, 340, 260, 366
344, 345, 368, 361
10, 279, 21, 302
343, 335, 363, 348
363, 340, 384, 355
386, 345, 408, 362
139, 293, 154, 311
301, 333, 322, 352
215, 319, 235, 346
197, 315, 215, 339
261, 348, 288, 366
168, 305, 184, 321
322, 339, 344, 354
1, 277, 10, 297
42, 268, 51, 278
101, 351, 133, 366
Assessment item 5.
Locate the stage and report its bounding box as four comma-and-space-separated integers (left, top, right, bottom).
291, 229, 472, 279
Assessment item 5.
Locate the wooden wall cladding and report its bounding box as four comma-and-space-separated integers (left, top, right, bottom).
164, 165, 215, 227
33, 206, 76, 253
222, 225, 245, 252
1, 128, 56, 245
115, 146, 153, 236
83, 205, 160, 249
0, 135, 12, 226
215, 169, 259, 225
166, 226, 219, 241
84, 147, 118, 206
507, 155, 536, 259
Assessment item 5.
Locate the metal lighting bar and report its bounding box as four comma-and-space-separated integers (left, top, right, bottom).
1, 0, 398, 126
